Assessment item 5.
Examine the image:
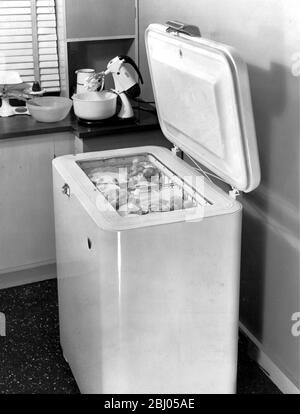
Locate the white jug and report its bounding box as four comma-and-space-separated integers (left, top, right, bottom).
75, 68, 95, 94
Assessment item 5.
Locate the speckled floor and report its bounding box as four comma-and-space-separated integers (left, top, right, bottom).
0, 279, 281, 394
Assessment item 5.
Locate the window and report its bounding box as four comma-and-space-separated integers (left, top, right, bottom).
0, 0, 60, 92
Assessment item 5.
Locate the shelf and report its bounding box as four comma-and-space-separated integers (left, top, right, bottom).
66, 35, 136, 43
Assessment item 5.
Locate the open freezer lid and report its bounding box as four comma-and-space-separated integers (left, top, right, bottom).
145, 23, 260, 192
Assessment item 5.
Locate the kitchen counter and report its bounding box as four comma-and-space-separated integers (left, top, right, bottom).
0, 104, 160, 140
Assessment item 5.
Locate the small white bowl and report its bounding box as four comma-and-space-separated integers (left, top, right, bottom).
27, 96, 73, 123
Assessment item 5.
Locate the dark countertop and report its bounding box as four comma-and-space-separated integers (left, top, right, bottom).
74, 105, 160, 139
0, 104, 160, 141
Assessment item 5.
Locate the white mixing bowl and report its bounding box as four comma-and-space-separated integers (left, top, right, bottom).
27, 96, 73, 123
72, 91, 117, 120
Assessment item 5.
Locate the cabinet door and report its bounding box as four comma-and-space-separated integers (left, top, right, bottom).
65, 0, 136, 40
0, 136, 55, 273
53, 132, 75, 157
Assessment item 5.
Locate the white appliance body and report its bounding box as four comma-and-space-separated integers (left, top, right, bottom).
53, 23, 260, 394
53, 146, 242, 394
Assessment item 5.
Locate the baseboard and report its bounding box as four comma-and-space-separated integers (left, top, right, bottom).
0, 263, 57, 290
240, 322, 300, 394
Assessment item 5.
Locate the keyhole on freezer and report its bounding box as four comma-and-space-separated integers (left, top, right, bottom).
87, 238, 92, 250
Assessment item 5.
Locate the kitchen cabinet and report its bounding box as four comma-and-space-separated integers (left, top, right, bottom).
64, 0, 136, 41
0, 133, 74, 277
56, 0, 138, 97
53, 131, 75, 158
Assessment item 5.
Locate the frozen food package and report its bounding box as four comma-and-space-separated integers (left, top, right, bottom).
79, 153, 207, 217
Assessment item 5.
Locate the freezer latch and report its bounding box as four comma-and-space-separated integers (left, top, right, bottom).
166, 21, 201, 37
62, 183, 70, 197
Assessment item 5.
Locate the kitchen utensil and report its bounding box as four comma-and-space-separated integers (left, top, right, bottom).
75, 69, 96, 94
27, 100, 43, 107
72, 90, 117, 120
27, 96, 72, 122
0, 71, 47, 117
84, 71, 105, 92
86, 56, 143, 119
0, 71, 23, 117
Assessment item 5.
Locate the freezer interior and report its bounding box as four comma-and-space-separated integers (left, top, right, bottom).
78, 153, 212, 217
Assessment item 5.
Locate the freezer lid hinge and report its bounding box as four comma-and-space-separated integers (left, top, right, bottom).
229, 187, 241, 199
166, 21, 201, 38
171, 145, 181, 157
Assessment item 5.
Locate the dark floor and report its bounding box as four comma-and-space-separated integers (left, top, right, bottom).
0, 280, 281, 394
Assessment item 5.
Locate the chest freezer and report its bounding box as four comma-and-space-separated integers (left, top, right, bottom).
52, 23, 260, 394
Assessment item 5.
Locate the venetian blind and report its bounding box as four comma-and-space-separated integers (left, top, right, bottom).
0, 0, 60, 92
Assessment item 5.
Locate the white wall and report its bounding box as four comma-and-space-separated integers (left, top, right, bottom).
139, 0, 300, 391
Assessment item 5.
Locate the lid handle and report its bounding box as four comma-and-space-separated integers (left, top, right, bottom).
166, 20, 201, 37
